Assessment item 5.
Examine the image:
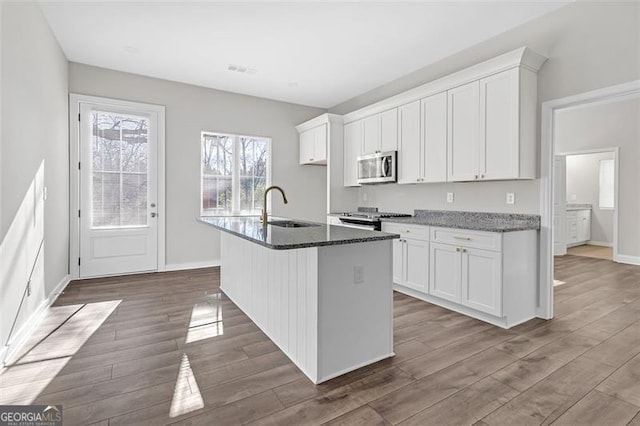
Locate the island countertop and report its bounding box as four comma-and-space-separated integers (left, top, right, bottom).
198, 216, 399, 250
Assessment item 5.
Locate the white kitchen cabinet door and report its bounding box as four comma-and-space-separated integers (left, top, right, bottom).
299, 128, 315, 165
398, 100, 421, 184
362, 115, 380, 155
461, 247, 502, 316
479, 69, 519, 180
392, 238, 404, 285
344, 121, 363, 187
404, 238, 429, 293
299, 124, 327, 165
380, 108, 398, 152
577, 210, 591, 242
429, 242, 461, 303
448, 81, 480, 182
421, 92, 448, 183
313, 124, 327, 163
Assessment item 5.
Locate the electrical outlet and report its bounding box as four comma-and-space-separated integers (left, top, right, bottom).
353, 265, 364, 284
446, 192, 454, 203
506, 192, 515, 205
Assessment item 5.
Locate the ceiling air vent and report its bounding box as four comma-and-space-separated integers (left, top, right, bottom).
227, 64, 257, 75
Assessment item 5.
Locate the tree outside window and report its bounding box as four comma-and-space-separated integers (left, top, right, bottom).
201, 132, 270, 216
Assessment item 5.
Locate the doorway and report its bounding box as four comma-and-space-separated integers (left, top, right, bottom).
539, 80, 640, 319
553, 149, 618, 262
70, 94, 166, 278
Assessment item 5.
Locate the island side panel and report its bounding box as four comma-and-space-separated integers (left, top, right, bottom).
220, 232, 319, 382
316, 240, 394, 383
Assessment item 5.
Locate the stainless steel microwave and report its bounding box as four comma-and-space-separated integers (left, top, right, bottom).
357, 151, 397, 184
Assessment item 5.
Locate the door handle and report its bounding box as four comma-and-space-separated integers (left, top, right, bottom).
150, 203, 156, 208
150, 212, 157, 218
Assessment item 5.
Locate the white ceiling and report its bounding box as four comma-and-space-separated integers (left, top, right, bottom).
39, 1, 570, 108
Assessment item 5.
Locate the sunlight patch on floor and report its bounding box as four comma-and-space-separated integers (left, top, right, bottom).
169, 353, 204, 418
0, 300, 120, 404
185, 293, 224, 344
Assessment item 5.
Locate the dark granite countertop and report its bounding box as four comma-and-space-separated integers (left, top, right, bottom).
381, 210, 541, 232
198, 216, 399, 250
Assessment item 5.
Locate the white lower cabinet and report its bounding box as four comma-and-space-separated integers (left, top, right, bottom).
461, 247, 502, 317
383, 222, 537, 329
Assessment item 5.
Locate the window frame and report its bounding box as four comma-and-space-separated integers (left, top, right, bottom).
200, 131, 272, 217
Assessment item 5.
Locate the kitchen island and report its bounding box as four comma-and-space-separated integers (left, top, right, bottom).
198, 216, 399, 384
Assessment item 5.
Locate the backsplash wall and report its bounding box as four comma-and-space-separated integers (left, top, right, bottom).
357, 180, 539, 215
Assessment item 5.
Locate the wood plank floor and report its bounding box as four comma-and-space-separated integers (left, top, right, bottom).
1, 255, 638, 425
567, 244, 614, 260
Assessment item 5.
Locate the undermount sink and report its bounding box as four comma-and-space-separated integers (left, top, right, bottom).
267, 220, 319, 228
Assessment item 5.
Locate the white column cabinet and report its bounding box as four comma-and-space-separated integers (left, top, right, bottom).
398, 100, 422, 184
299, 124, 327, 165
566, 209, 591, 247
343, 121, 363, 187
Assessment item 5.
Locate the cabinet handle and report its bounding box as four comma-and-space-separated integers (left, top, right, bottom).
462, 248, 467, 253
474, 175, 478, 180
480, 174, 485, 179
405, 230, 410, 233
456, 247, 461, 252
309, 158, 314, 161
454, 236, 471, 240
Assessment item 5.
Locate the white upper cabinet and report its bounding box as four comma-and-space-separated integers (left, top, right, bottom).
421, 92, 448, 183
398, 100, 421, 184
448, 67, 537, 181
380, 108, 398, 152
344, 121, 363, 187
361, 108, 398, 155
447, 81, 480, 182
299, 124, 327, 165
342, 47, 545, 185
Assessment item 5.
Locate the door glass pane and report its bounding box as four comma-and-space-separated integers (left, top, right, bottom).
91, 111, 149, 228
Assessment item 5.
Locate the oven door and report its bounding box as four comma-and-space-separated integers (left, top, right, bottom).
357, 151, 396, 184
338, 218, 379, 231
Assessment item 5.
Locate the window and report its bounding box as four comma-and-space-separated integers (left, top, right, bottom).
201, 132, 270, 216
599, 158, 614, 210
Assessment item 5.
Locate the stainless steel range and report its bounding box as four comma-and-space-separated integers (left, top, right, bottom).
338, 207, 411, 231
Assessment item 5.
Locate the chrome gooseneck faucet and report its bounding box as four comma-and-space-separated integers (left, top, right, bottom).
262, 186, 288, 228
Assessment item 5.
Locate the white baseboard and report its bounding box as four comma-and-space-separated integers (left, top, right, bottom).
615, 254, 640, 266
164, 260, 220, 272
1, 274, 70, 366
587, 241, 613, 247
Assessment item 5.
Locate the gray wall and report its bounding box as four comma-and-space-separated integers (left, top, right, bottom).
1, 2, 69, 351
565, 152, 615, 245
328, 2, 640, 221
556, 97, 640, 259
69, 64, 325, 267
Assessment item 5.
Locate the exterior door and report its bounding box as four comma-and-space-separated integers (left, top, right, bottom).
553, 155, 567, 255
79, 103, 159, 277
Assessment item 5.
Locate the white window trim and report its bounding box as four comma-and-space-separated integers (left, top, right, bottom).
200, 131, 272, 217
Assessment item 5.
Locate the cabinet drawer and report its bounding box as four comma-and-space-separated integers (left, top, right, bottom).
382, 223, 430, 240
430, 227, 502, 252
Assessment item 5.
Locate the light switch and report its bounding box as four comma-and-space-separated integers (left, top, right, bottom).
446, 192, 454, 203
506, 192, 515, 205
